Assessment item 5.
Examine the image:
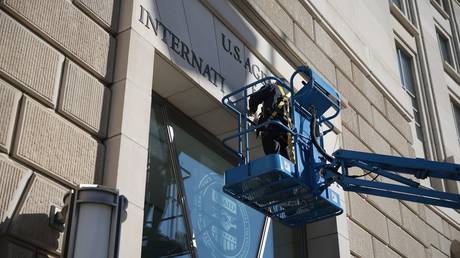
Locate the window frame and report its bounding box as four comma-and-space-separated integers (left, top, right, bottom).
390, 0, 415, 22
431, 0, 450, 18
143, 94, 272, 258
451, 98, 460, 144
389, 0, 419, 35
436, 27, 457, 69
395, 38, 428, 158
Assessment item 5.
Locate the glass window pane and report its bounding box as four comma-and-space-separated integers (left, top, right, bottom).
172, 121, 233, 174
437, 32, 453, 66
179, 152, 266, 258
395, 44, 426, 154
405, 0, 414, 21
442, 0, 450, 12
416, 124, 424, 141
262, 223, 274, 258
168, 117, 268, 258
392, 0, 404, 11
397, 47, 416, 94
413, 108, 424, 141
142, 107, 191, 258
396, 48, 406, 86
453, 103, 460, 141
144, 98, 271, 258
410, 94, 424, 142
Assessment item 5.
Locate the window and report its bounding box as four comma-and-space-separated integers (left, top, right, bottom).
142, 96, 275, 258
391, 0, 414, 22
437, 30, 455, 67
395, 44, 425, 151
434, 0, 450, 13
452, 101, 460, 143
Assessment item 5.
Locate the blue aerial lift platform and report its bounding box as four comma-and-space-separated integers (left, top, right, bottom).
221, 66, 460, 227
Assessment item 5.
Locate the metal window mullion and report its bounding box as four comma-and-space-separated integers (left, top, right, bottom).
256, 217, 272, 258
401, 0, 407, 14
161, 107, 197, 258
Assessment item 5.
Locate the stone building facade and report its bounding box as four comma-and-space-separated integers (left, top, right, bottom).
1, 0, 460, 258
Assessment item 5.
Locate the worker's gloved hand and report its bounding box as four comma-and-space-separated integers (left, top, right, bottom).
249, 102, 258, 115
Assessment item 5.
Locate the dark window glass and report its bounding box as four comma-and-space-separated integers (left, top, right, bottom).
453, 103, 460, 142
392, 0, 404, 10
171, 115, 267, 258
433, 0, 450, 13
437, 31, 454, 66
396, 47, 416, 94
396, 45, 424, 143
142, 98, 271, 258
392, 0, 415, 22
142, 107, 191, 258
442, 0, 450, 12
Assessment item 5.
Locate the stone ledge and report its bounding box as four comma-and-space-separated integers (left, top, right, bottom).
13, 98, 103, 185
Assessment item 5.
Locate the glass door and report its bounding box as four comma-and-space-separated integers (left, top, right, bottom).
142, 95, 272, 258
142, 97, 193, 258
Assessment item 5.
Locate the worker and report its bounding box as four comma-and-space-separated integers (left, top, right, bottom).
248, 82, 292, 161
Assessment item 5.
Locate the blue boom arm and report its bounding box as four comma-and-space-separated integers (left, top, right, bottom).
221, 66, 460, 227
326, 149, 460, 208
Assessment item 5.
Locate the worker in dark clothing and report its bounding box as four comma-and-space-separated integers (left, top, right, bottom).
248, 83, 292, 160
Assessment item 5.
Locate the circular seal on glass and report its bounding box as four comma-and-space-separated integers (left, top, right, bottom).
195, 173, 251, 258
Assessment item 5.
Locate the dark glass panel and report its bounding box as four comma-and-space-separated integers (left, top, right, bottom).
438, 32, 453, 66
142, 106, 190, 258
453, 104, 460, 141
169, 118, 268, 258
392, 0, 404, 11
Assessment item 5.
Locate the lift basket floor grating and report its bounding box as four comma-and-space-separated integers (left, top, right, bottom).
223, 154, 342, 226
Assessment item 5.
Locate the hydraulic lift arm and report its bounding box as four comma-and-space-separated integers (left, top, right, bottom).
326, 149, 460, 209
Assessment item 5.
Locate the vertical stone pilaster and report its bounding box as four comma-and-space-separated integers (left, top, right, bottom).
103, 0, 155, 256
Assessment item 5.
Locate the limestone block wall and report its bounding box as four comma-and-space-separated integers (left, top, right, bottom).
0, 0, 116, 257
243, 0, 460, 257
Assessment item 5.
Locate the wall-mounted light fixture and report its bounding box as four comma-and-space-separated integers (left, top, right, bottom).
50, 184, 127, 258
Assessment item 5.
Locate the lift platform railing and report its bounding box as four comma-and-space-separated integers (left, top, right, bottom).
222, 76, 294, 165
221, 67, 340, 165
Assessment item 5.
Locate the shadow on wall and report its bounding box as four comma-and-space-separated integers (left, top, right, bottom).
452, 240, 460, 258
0, 214, 61, 256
